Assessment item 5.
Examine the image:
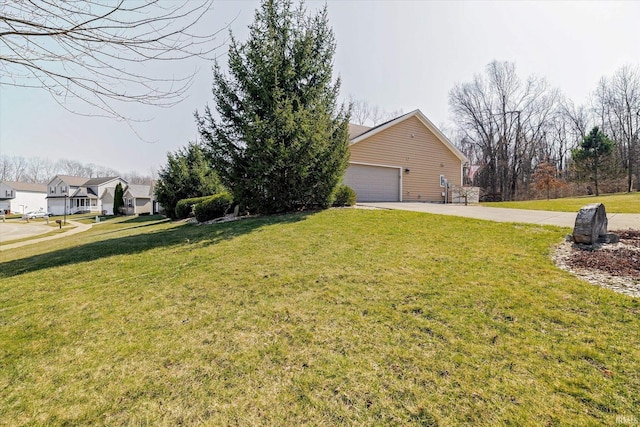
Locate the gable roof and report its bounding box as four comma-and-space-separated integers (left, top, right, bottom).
348, 123, 372, 139
124, 184, 153, 199
70, 187, 98, 199
50, 175, 89, 187
48, 175, 127, 187
0, 181, 47, 193
350, 109, 468, 163
84, 177, 123, 186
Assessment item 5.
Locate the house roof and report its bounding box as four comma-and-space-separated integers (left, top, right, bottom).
84, 176, 122, 186
348, 123, 372, 139
0, 181, 47, 193
50, 175, 90, 186
48, 175, 126, 187
124, 184, 153, 199
349, 109, 468, 163
71, 187, 98, 199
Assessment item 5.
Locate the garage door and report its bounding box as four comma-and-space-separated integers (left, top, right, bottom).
343, 163, 400, 202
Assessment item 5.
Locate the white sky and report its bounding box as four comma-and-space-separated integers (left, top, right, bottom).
1, 0, 639, 176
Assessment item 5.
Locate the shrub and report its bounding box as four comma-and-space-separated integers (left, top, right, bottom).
194, 192, 234, 222
332, 184, 357, 207
175, 196, 211, 219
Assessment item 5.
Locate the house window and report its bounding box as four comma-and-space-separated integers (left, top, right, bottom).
50, 186, 56, 194
5, 190, 12, 197
61, 186, 67, 193
440, 175, 446, 187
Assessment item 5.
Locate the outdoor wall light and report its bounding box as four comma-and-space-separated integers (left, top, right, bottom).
405, 168, 410, 174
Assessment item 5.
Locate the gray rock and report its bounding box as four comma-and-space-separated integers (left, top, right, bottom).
572, 203, 608, 245
598, 233, 620, 244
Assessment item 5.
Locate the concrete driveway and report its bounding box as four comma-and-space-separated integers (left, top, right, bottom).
360, 202, 640, 230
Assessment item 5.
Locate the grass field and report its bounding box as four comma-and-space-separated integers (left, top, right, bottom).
483, 192, 640, 213
1, 210, 639, 425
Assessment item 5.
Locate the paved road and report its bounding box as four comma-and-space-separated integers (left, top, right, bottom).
0, 220, 92, 251
360, 202, 640, 230
0, 220, 52, 242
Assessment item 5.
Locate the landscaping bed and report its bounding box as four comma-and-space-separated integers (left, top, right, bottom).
553, 230, 640, 297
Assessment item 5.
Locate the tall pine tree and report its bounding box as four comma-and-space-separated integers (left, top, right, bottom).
196, 0, 350, 214
113, 182, 124, 215
154, 143, 223, 219
572, 126, 614, 196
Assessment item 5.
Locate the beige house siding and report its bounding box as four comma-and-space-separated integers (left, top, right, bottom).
135, 198, 152, 214
349, 115, 463, 202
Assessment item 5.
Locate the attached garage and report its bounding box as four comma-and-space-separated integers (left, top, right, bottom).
343, 163, 401, 202
345, 109, 468, 203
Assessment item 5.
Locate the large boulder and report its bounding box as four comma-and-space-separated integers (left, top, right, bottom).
572, 203, 608, 245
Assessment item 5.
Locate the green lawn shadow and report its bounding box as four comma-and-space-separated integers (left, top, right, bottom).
0, 212, 314, 278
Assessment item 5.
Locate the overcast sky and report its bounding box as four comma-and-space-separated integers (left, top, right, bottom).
1, 0, 639, 176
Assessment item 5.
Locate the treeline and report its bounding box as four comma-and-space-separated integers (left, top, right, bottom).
450, 61, 639, 200
0, 155, 154, 185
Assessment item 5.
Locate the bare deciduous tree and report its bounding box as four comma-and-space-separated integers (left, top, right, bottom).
11, 156, 28, 182
449, 61, 560, 200
349, 97, 403, 126
122, 171, 155, 185
0, 155, 15, 181
1, 1, 225, 120
595, 65, 640, 192
56, 159, 91, 177
25, 157, 52, 183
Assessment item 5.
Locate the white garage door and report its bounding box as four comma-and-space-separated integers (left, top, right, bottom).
344, 163, 401, 202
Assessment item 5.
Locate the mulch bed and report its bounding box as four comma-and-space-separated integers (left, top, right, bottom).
553, 230, 640, 297
566, 230, 640, 279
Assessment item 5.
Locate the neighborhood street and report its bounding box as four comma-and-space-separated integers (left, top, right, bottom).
0, 220, 52, 242
0, 220, 91, 251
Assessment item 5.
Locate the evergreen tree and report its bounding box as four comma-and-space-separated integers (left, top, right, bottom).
196, 0, 350, 214
572, 126, 614, 196
155, 143, 223, 218
113, 182, 124, 215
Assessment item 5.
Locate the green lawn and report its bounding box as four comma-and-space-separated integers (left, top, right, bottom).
482, 192, 640, 213
1, 210, 638, 425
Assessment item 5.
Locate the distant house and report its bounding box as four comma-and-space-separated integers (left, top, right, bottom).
46, 175, 128, 215
122, 184, 156, 215
344, 109, 468, 202
0, 181, 47, 214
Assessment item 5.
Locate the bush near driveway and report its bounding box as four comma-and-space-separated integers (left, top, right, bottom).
175, 196, 214, 219
194, 192, 234, 222
332, 184, 356, 207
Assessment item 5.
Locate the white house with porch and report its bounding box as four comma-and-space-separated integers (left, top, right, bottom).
47, 175, 128, 215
